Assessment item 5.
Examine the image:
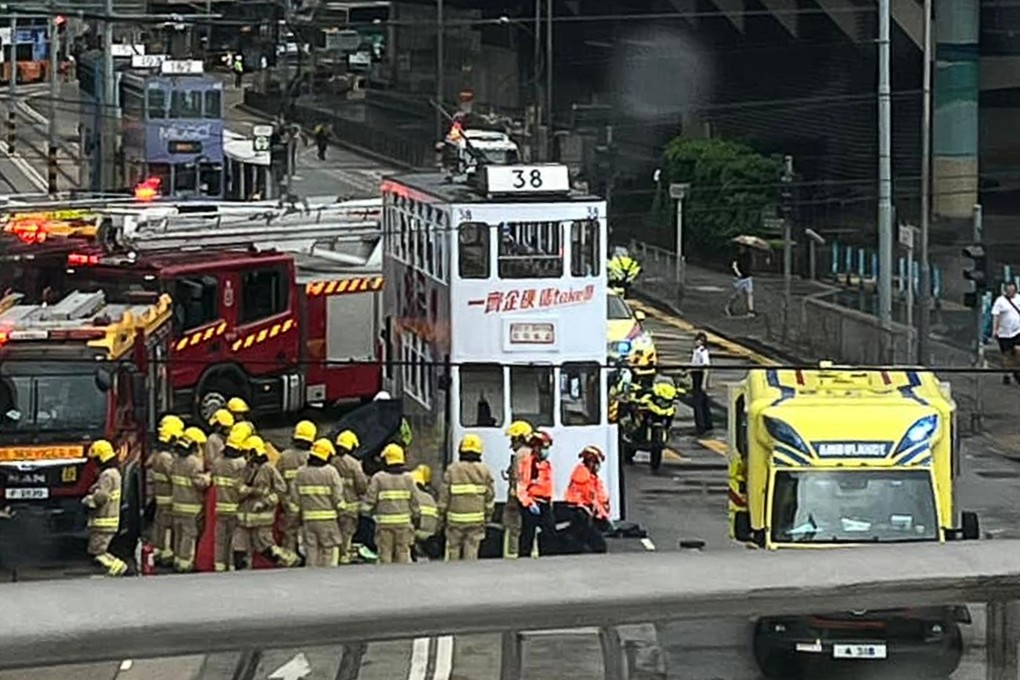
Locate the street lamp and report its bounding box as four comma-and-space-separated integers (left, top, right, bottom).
669, 182, 690, 286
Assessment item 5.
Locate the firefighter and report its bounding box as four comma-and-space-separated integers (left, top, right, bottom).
206, 408, 235, 470
439, 434, 495, 561
279, 420, 316, 554
564, 446, 610, 554
148, 414, 183, 565
517, 430, 555, 559
210, 426, 249, 572
362, 444, 419, 564
226, 397, 251, 423
170, 426, 211, 573
411, 465, 441, 560
235, 436, 299, 569
83, 440, 128, 576
292, 438, 345, 567
502, 420, 533, 559
332, 429, 368, 564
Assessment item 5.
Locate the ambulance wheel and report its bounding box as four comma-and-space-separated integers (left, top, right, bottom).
649, 447, 663, 472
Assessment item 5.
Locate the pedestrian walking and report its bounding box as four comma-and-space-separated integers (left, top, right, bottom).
233, 54, 244, 88
516, 430, 555, 558
205, 408, 234, 471
331, 429, 369, 564
147, 415, 183, 566
313, 122, 332, 161
411, 465, 441, 560
235, 436, 300, 569
210, 427, 248, 572
690, 331, 714, 435
725, 244, 755, 316
362, 444, 419, 564
278, 420, 316, 555
564, 446, 610, 554
439, 435, 495, 561
501, 420, 533, 559
170, 427, 211, 573
83, 440, 128, 576
293, 439, 345, 568
993, 280, 1020, 384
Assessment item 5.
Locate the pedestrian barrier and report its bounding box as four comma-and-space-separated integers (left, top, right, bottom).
2, 541, 1020, 678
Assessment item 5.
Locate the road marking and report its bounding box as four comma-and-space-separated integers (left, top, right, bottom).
698, 439, 728, 457
663, 448, 684, 461
408, 637, 431, 680
433, 636, 453, 680
119, 660, 133, 672
641, 538, 656, 551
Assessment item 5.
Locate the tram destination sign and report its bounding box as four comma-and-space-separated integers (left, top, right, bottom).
481, 164, 571, 195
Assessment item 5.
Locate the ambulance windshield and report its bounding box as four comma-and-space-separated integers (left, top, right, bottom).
770, 469, 939, 545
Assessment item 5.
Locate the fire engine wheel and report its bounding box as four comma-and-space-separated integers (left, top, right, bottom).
196, 370, 250, 421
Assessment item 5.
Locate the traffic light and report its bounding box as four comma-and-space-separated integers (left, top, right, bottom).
962, 243, 988, 308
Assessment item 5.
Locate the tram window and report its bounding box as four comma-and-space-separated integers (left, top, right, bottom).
146, 88, 167, 119
560, 362, 600, 426
240, 267, 290, 324
460, 364, 504, 427
172, 276, 219, 333
499, 222, 563, 279
570, 220, 600, 277
170, 90, 203, 119
204, 90, 222, 118
458, 222, 489, 279
510, 366, 554, 427
199, 163, 222, 196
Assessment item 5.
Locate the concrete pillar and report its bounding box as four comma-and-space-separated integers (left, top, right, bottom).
933, 0, 979, 219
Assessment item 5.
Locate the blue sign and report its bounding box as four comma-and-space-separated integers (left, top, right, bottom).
812, 441, 892, 458
145, 120, 223, 163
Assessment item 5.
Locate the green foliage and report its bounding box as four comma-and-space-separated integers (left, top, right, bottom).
657, 137, 784, 255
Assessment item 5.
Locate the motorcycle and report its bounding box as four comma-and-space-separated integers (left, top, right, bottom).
617, 374, 681, 471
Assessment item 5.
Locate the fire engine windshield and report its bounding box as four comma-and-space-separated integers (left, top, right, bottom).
770, 469, 939, 545
0, 363, 107, 436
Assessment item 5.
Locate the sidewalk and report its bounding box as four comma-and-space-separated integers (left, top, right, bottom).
633, 261, 1020, 451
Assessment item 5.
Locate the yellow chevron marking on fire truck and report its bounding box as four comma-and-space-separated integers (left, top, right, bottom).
282, 319, 295, 332
231, 319, 298, 353
174, 320, 227, 352
304, 277, 384, 297
256, 328, 268, 343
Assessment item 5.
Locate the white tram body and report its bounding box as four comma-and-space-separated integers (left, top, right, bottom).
381, 165, 621, 519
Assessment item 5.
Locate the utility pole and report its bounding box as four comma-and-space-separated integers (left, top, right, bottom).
435, 0, 444, 140
972, 203, 984, 429
48, 0, 58, 194
7, 14, 16, 155
877, 0, 894, 329
781, 155, 794, 344
101, 0, 116, 191
917, 0, 934, 364
533, 0, 541, 161
545, 0, 552, 156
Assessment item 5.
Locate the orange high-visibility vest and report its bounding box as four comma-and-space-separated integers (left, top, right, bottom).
516, 451, 553, 507
564, 463, 609, 520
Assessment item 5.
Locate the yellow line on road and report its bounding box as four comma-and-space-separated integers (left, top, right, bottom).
629, 300, 779, 367
664, 448, 684, 461
698, 439, 728, 457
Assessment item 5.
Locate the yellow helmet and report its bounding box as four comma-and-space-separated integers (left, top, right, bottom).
181, 427, 208, 448
381, 443, 405, 466
226, 422, 254, 450
245, 436, 267, 457
88, 440, 116, 464
209, 408, 235, 429
309, 438, 336, 462
293, 420, 317, 444
505, 420, 533, 439
411, 464, 431, 487
158, 415, 185, 444
335, 429, 360, 452
459, 433, 484, 456
226, 397, 250, 415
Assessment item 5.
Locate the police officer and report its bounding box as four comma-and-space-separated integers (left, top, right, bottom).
362, 444, 419, 564
206, 408, 235, 471
502, 420, 533, 559
210, 426, 249, 572
235, 436, 299, 569
439, 434, 495, 561
332, 429, 368, 564
170, 427, 211, 573
293, 438, 345, 567
148, 415, 183, 566
279, 420, 316, 555
83, 440, 127, 576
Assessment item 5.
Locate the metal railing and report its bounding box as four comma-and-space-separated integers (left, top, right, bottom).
2, 542, 1020, 677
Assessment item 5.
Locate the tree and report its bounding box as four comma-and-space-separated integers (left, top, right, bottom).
657, 137, 783, 256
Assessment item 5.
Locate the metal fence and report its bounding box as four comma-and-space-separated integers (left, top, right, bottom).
3, 542, 1020, 678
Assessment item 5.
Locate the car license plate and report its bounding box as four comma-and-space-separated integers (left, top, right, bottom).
833, 644, 887, 659
4, 488, 49, 500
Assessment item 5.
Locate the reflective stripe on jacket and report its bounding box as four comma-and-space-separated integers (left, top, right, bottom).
211, 455, 247, 515
332, 453, 369, 517
171, 454, 210, 516
292, 464, 344, 523
363, 470, 419, 528
147, 448, 174, 507
439, 460, 495, 526
516, 452, 553, 507
564, 463, 609, 519
87, 467, 122, 532
237, 462, 286, 527
414, 486, 440, 537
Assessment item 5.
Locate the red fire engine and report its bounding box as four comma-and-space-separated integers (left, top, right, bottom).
0, 199, 385, 419
0, 290, 173, 547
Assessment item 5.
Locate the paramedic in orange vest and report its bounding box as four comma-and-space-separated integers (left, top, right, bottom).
564, 445, 609, 554
516, 429, 555, 558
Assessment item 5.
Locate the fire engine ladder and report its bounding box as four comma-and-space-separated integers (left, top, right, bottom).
105, 199, 383, 259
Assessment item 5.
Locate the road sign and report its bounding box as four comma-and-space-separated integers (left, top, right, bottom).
132, 54, 166, 69
253, 125, 273, 153
762, 217, 786, 232
110, 44, 145, 57
668, 183, 690, 200
899, 224, 915, 249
